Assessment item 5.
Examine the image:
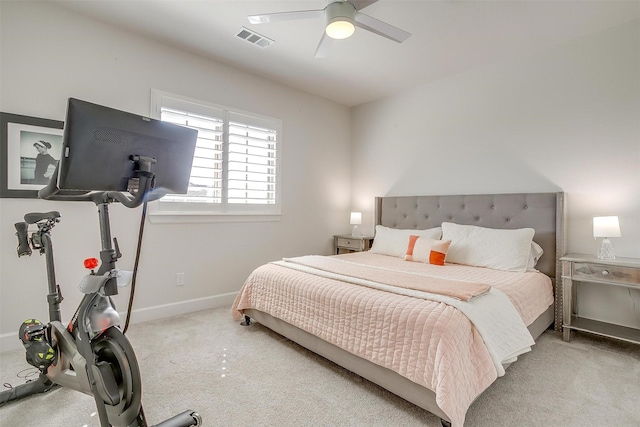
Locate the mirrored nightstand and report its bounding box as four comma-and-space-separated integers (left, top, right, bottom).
560, 253, 640, 345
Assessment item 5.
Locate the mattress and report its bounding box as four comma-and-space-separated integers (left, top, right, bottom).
232, 252, 553, 426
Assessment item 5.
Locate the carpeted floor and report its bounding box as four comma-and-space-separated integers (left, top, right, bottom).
1, 306, 638, 426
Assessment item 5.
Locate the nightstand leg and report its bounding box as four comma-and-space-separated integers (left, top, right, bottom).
561, 271, 573, 343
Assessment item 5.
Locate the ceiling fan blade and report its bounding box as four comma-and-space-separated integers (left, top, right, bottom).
350, 0, 379, 11
354, 12, 411, 43
314, 32, 334, 59
248, 9, 323, 24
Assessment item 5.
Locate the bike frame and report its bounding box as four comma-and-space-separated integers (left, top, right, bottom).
25, 164, 155, 427
41, 200, 146, 426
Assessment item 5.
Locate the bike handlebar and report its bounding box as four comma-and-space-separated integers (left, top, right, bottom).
38, 162, 164, 208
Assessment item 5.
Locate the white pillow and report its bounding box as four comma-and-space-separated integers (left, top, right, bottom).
441, 222, 535, 272
527, 241, 544, 270
370, 225, 442, 258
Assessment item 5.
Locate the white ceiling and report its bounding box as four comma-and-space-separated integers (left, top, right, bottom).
48, 0, 640, 107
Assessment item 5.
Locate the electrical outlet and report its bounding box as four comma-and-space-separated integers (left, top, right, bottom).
176, 272, 185, 287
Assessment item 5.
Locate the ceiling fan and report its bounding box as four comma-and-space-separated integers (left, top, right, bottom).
247, 0, 411, 58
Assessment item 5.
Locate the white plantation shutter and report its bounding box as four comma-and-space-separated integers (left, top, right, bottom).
228, 113, 278, 205
160, 108, 224, 204
150, 90, 281, 218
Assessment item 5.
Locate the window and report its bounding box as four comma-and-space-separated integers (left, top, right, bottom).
149, 90, 281, 220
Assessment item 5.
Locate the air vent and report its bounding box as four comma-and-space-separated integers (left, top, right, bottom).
235, 27, 274, 48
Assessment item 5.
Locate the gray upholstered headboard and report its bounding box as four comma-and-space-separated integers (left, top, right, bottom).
374, 192, 566, 330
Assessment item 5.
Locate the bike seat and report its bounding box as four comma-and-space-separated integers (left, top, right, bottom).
24, 211, 61, 224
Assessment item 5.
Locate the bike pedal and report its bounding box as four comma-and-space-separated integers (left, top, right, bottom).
18, 319, 57, 370
19, 319, 46, 344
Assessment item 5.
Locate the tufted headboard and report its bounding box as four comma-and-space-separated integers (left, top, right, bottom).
374, 192, 566, 329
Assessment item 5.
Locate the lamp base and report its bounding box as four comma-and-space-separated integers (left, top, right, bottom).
597, 238, 616, 260
351, 225, 361, 237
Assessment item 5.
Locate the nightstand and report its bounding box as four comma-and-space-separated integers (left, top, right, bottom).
560, 253, 640, 345
333, 234, 374, 254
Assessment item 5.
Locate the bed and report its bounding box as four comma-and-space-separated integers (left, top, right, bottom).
232, 192, 565, 426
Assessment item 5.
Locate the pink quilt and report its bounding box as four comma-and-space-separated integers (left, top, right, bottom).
232, 252, 553, 426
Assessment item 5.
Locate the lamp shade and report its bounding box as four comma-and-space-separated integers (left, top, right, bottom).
350, 212, 362, 225
593, 216, 621, 238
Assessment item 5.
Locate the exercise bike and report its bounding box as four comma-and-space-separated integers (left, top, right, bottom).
0, 123, 202, 425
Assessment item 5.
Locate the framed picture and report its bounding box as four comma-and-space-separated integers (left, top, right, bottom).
1, 112, 64, 198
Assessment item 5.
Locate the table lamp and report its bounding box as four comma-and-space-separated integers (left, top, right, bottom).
350, 212, 362, 237
593, 216, 621, 259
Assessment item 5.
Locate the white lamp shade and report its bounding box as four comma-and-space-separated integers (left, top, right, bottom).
350, 212, 362, 225
593, 216, 621, 238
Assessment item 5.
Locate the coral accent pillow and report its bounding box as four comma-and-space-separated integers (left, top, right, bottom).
370, 225, 442, 258
404, 235, 451, 266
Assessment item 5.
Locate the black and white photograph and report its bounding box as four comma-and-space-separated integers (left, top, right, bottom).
0, 112, 63, 198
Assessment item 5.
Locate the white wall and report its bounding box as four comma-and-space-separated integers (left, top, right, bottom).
352, 20, 640, 329
0, 2, 352, 350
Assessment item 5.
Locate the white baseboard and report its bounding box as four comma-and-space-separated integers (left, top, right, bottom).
125, 292, 237, 324
0, 292, 237, 353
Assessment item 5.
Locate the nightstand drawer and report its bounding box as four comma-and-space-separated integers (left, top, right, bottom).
337, 237, 363, 250
573, 262, 640, 287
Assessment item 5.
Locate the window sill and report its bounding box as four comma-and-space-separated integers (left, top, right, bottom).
148, 211, 281, 224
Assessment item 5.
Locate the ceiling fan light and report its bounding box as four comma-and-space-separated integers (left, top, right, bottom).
326, 18, 355, 39
324, 1, 357, 40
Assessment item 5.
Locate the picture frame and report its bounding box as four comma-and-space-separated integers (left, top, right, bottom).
1, 112, 64, 198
